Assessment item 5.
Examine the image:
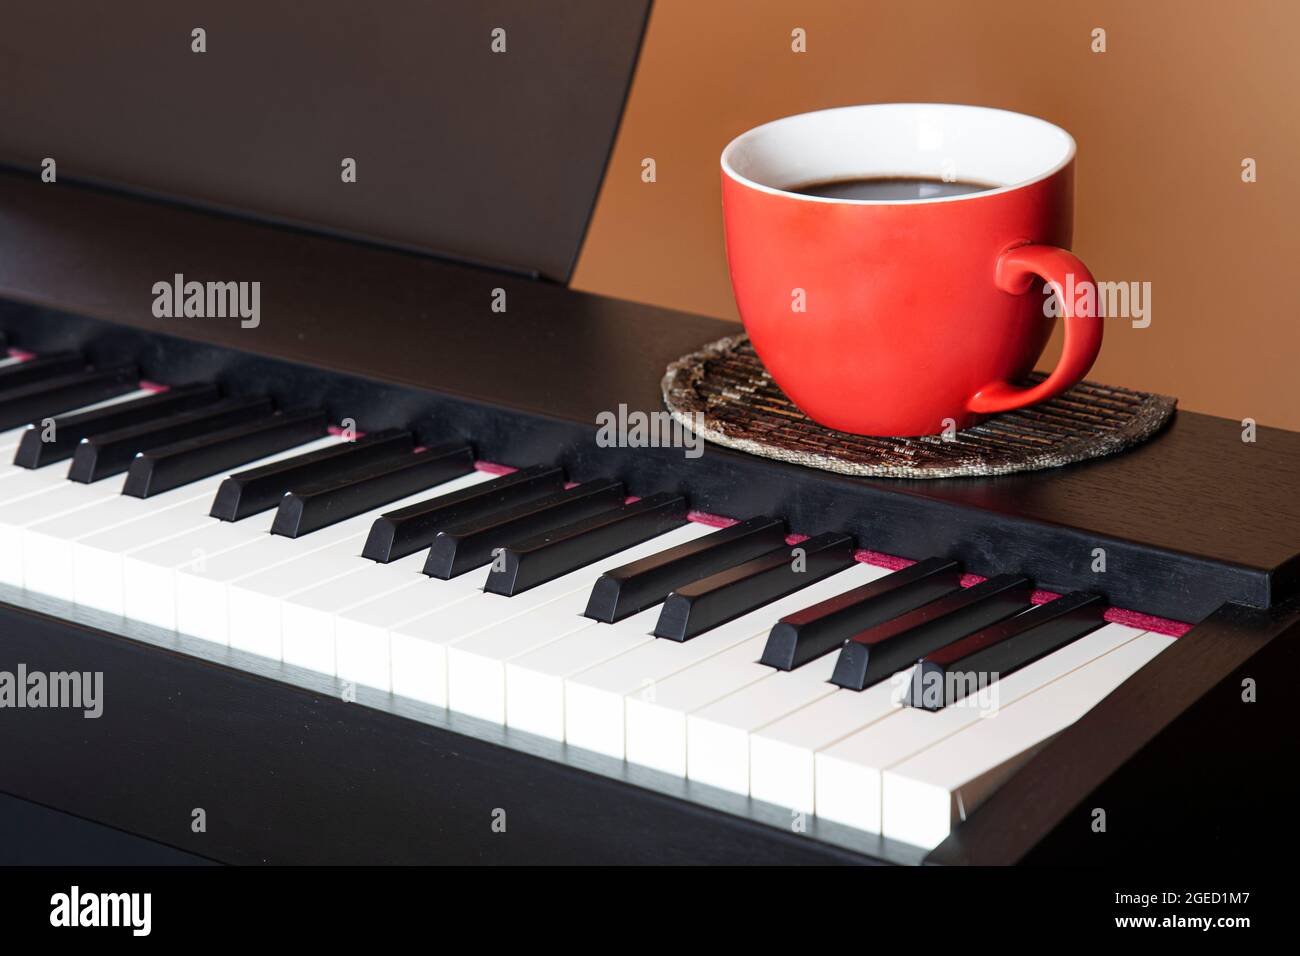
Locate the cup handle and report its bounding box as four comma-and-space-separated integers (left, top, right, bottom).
966, 244, 1104, 415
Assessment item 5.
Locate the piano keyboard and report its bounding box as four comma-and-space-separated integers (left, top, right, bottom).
0, 349, 1180, 850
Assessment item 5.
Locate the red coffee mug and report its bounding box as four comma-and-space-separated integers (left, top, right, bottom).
721, 103, 1102, 437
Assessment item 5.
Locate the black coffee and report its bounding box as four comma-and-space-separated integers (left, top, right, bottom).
792, 176, 996, 201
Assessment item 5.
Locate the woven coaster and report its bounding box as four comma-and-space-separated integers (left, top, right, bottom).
661, 333, 1176, 479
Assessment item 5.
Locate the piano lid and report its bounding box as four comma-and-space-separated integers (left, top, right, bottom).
0, 0, 651, 282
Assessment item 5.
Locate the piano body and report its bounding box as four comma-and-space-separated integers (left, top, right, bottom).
0, 2, 1296, 865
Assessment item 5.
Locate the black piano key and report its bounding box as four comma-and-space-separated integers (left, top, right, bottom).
12, 383, 220, 469
362, 464, 566, 563
584, 516, 789, 623
68, 396, 272, 483
0, 364, 140, 430
485, 492, 689, 597
271, 442, 474, 538
0, 351, 84, 389
424, 479, 626, 579
906, 591, 1106, 711
123, 409, 328, 499
654, 532, 856, 643
210, 428, 414, 522
829, 574, 1033, 690
759, 557, 963, 670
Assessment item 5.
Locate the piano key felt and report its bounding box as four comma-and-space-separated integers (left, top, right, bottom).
210, 427, 414, 522
361, 464, 566, 563
123, 408, 328, 498
905, 590, 1106, 710
68, 395, 272, 483
829, 574, 1033, 691
485, 492, 690, 597
270, 442, 474, 537
583, 515, 789, 623
423, 478, 625, 579
12, 382, 221, 470
759, 556, 964, 670
653, 531, 856, 642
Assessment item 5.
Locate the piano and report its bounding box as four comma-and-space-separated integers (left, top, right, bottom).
1, 1, 1296, 866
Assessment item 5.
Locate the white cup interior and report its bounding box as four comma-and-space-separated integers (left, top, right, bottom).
721, 103, 1075, 204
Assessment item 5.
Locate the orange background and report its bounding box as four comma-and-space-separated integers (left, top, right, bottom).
571, 0, 1300, 429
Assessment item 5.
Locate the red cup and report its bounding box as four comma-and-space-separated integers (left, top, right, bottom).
721, 104, 1102, 437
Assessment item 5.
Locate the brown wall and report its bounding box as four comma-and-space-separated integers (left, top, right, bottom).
571, 0, 1300, 429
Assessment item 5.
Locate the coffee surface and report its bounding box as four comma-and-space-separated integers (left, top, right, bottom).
791, 176, 996, 200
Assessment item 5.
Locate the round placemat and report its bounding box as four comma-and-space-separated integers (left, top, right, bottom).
661, 333, 1176, 479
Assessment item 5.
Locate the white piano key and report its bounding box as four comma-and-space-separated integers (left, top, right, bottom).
748, 675, 909, 814
813, 622, 1148, 836
557, 562, 886, 759
624, 634, 771, 777
0, 480, 126, 587
389, 523, 705, 711
69, 437, 340, 614
229, 534, 375, 656
685, 652, 841, 796
880, 631, 1175, 848
449, 525, 715, 726
122, 507, 280, 629
21, 479, 223, 598
0, 465, 87, 499
279, 550, 477, 675
119, 436, 348, 626
174, 473, 486, 646
450, 605, 650, 726
174, 518, 365, 644
18, 410, 278, 586
336, 576, 487, 693
0, 390, 180, 587
223, 473, 492, 657
504, 608, 656, 741
0, 432, 25, 455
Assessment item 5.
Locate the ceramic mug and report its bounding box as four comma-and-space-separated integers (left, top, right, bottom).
721, 103, 1102, 437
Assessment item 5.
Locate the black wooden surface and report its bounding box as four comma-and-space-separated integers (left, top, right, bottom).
0, 793, 213, 865
0, 1, 651, 281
